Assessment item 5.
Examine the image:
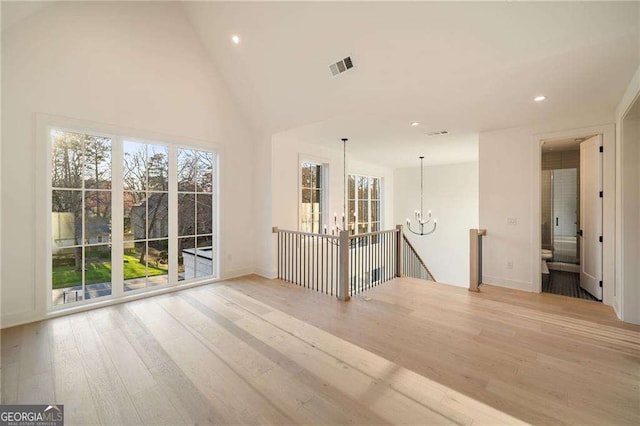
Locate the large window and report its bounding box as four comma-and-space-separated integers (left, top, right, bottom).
348, 175, 381, 235
49, 126, 218, 308
51, 130, 113, 305
300, 161, 324, 233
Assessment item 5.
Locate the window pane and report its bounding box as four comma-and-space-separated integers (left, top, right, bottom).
301, 164, 311, 187
51, 130, 83, 189
52, 247, 83, 306
358, 200, 368, 222
147, 145, 169, 191
348, 200, 356, 225
348, 175, 355, 199
371, 200, 380, 223
358, 223, 368, 234
124, 191, 146, 241
124, 241, 147, 291
357, 176, 369, 199
196, 151, 214, 192
307, 163, 318, 188
84, 136, 112, 189
196, 235, 214, 277
84, 245, 112, 299
313, 164, 322, 189
178, 149, 197, 191
84, 191, 111, 245
148, 239, 169, 286
52, 190, 82, 247
197, 193, 213, 235
301, 188, 312, 203
148, 192, 169, 239
178, 237, 195, 281
311, 215, 321, 234
123, 142, 147, 191
371, 178, 380, 199
311, 190, 321, 215
178, 193, 196, 236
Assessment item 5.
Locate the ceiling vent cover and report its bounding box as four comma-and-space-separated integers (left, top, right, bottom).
426, 131, 449, 137
329, 56, 354, 77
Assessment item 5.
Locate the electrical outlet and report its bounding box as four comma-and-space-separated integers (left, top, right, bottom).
506, 260, 514, 269
507, 217, 518, 226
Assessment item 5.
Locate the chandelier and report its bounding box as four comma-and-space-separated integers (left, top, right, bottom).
406, 156, 437, 236
324, 138, 353, 236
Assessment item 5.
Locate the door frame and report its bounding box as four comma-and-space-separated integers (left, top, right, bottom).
531, 124, 615, 307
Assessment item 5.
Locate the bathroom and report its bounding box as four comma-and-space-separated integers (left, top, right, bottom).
541, 136, 601, 301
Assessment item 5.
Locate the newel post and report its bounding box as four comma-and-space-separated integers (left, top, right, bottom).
469, 229, 487, 292
396, 224, 403, 277
337, 230, 350, 301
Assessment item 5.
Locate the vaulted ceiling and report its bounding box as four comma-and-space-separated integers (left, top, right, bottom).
4, 1, 639, 167
182, 1, 639, 167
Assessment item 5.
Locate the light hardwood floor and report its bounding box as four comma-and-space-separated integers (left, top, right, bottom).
1, 275, 639, 425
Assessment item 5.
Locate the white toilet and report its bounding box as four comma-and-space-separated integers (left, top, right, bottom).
542, 249, 553, 260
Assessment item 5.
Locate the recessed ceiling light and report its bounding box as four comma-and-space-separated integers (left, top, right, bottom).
411, 122, 420, 127
231, 35, 240, 44
574, 138, 585, 143
534, 95, 547, 102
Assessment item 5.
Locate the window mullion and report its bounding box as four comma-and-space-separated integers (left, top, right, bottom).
111, 136, 124, 297
168, 146, 178, 285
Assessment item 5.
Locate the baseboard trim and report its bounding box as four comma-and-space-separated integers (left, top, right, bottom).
482, 275, 533, 292
254, 267, 277, 280
1, 273, 257, 330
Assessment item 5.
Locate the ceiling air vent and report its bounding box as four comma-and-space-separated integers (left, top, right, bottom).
329, 56, 354, 77
426, 131, 449, 137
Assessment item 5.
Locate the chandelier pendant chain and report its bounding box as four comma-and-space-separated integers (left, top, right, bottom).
407, 155, 437, 236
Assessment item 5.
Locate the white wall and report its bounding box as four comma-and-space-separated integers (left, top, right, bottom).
267, 135, 394, 278
478, 118, 616, 304
1, 2, 256, 327
394, 162, 479, 287
616, 64, 640, 324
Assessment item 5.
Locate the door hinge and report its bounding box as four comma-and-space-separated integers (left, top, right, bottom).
599, 281, 603, 288
599, 235, 603, 243
599, 191, 603, 198
599, 146, 603, 153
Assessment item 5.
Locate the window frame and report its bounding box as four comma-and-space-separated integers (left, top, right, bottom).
348, 174, 382, 235
298, 155, 329, 233
37, 114, 220, 316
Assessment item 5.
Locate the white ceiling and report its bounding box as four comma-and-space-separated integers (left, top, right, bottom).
275, 116, 478, 168
4, 2, 639, 168
1, 1, 50, 32
181, 1, 639, 167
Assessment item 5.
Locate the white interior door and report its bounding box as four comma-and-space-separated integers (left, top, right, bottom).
579, 135, 603, 300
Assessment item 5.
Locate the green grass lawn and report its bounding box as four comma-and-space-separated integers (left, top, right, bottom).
52, 255, 168, 289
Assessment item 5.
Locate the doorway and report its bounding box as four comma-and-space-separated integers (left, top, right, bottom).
540, 135, 602, 301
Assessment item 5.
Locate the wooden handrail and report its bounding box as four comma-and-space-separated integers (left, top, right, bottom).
348, 228, 398, 239
402, 234, 436, 281
272, 226, 339, 239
